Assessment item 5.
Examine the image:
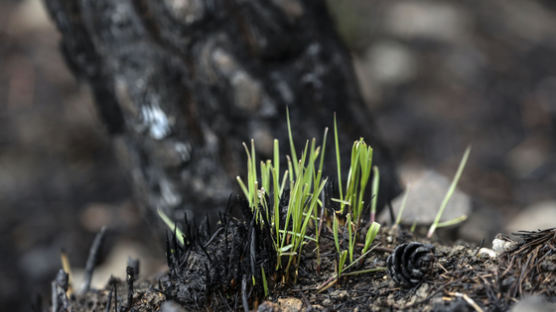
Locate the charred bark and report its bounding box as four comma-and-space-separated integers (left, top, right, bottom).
43, 0, 400, 223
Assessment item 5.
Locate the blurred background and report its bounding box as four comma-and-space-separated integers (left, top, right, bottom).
2, 0, 556, 310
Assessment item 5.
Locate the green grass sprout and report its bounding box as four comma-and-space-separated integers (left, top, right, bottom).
261, 266, 269, 297
410, 220, 417, 233
436, 215, 468, 228
333, 113, 344, 212
427, 146, 471, 238
347, 214, 354, 263
333, 212, 341, 254
317, 244, 382, 292
157, 209, 185, 246
338, 250, 348, 277
362, 221, 381, 255
394, 187, 409, 228
370, 166, 379, 223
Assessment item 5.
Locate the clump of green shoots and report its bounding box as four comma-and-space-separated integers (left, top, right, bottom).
157, 111, 385, 292
328, 114, 381, 285
236, 112, 383, 286
236, 110, 328, 282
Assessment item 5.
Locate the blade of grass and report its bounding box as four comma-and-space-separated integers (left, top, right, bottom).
395, 188, 409, 226
410, 220, 417, 233
362, 221, 381, 255
318, 244, 381, 292
347, 214, 354, 263
338, 250, 348, 277
236, 176, 250, 203
157, 209, 184, 246
370, 166, 379, 223
272, 139, 281, 243
436, 215, 468, 228
316, 128, 328, 188
427, 146, 471, 238
261, 266, 269, 297
333, 114, 344, 210
332, 213, 340, 254
356, 142, 372, 223
286, 108, 300, 178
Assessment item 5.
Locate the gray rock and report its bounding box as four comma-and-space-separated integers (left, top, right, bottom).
379, 170, 471, 225
506, 201, 556, 232
361, 41, 417, 86
330, 289, 349, 301
511, 295, 556, 312
385, 2, 468, 42
458, 204, 503, 243
492, 235, 517, 256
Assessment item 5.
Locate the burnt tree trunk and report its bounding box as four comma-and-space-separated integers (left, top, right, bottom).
44, 0, 400, 223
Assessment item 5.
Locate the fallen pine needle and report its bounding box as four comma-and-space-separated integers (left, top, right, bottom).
447, 292, 484, 312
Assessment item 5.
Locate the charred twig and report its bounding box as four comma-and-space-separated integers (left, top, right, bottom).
56, 269, 70, 311
51, 269, 70, 312
387, 201, 396, 225
113, 281, 118, 312
203, 227, 224, 248
60, 249, 73, 296
126, 259, 138, 310
81, 226, 108, 293
51, 281, 58, 312
104, 288, 113, 312
297, 289, 313, 312
31, 295, 42, 312
241, 275, 249, 312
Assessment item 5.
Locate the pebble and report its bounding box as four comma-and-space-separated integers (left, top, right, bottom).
415, 283, 430, 300
477, 247, 496, 258
458, 204, 503, 243
358, 41, 416, 86
385, 2, 467, 42
492, 236, 517, 255
277, 297, 303, 312
159, 301, 186, 312
330, 289, 349, 301
258, 301, 279, 312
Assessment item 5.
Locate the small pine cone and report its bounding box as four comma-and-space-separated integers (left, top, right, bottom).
387, 242, 435, 287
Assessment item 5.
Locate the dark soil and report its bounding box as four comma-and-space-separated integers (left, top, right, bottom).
45, 208, 556, 312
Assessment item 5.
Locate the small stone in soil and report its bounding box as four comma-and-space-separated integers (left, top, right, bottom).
477, 247, 496, 258
330, 289, 349, 301
277, 297, 303, 312
258, 301, 279, 312
159, 301, 186, 312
